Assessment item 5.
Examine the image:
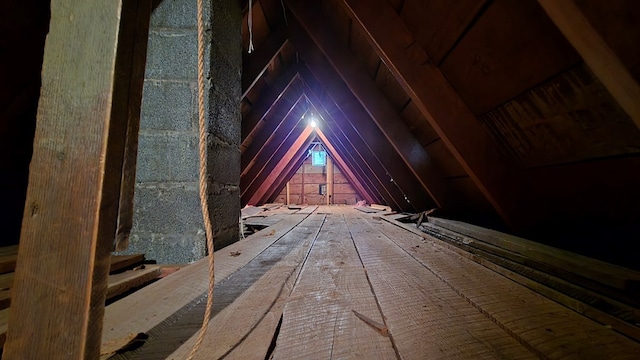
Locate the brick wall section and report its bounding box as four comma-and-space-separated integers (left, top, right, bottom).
121, 0, 240, 263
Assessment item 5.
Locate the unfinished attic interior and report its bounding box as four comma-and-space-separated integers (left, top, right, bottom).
2, 0, 640, 358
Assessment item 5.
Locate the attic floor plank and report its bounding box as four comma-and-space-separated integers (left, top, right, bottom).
359, 211, 640, 359
343, 209, 536, 360
272, 209, 396, 359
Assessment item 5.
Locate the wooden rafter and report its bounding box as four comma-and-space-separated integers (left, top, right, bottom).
286, 0, 450, 210
247, 125, 315, 205
537, 0, 640, 130
242, 25, 288, 99
242, 65, 298, 147
302, 84, 404, 209
241, 85, 304, 175
340, 0, 533, 229
241, 97, 308, 196
290, 31, 432, 210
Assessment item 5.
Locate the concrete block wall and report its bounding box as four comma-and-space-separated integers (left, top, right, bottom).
121, 0, 241, 263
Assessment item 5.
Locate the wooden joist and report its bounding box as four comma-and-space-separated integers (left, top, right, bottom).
339, 0, 533, 230
537, 0, 640, 130
242, 25, 289, 98
287, 0, 451, 210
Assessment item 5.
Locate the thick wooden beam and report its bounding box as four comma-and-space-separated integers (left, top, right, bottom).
290, 31, 433, 211
242, 65, 298, 146
114, 0, 152, 251
259, 143, 310, 204
247, 126, 315, 205
286, 0, 451, 209
241, 98, 308, 192
242, 25, 289, 99
340, 0, 531, 229
4, 0, 126, 358
242, 89, 304, 175
537, 0, 640, 130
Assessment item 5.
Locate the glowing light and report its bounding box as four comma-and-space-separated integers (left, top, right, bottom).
310, 119, 317, 128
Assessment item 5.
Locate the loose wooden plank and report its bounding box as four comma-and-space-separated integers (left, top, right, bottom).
102, 214, 310, 346
0, 246, 18, 274
106, 266, 161, 300
294, 205, 318, 214
3, 0, 127, 357
537, 0, 640, 130
343, 208, 535, 359
109, 254, 145, 273
167, 215, 326, 359
429, 217, 640, 291
365, 211, 640, 358
272, 211, 396, 359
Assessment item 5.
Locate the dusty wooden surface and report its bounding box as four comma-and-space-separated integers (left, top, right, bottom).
103, 206, 640, 359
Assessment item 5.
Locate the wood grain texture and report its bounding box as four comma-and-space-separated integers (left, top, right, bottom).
538, 0, 640, 130
365, 212, 640, 359
272, 212, 396, 359
3, 0, 124, 358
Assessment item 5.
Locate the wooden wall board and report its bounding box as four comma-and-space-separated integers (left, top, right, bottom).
0, 246, 18, 274
364, 212, 640, 358
440, 0, 580, 116
480, 64, 640, 168
322, 0, 352, 49
272, 213, 397, 359
343, 209, 536, 359
167, 215, 326, 360
400, 0, 489, 65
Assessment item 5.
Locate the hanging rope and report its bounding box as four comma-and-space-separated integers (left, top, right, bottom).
248, 0, 255, 53
186, 0, 215, 357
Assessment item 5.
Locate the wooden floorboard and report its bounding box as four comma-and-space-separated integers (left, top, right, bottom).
272, 208, 396, 359
98, 206, 640, 359
361, 211, 640, 359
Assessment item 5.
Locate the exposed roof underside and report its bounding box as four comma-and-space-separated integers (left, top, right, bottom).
239, 0, 640, 234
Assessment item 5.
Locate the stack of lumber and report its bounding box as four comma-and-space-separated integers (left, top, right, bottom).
0, 250, 162, 349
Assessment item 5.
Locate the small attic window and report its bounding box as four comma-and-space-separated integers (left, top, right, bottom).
311, 150, 326, 166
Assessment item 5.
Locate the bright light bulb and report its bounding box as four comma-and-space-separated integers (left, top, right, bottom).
310, 119, 317, 128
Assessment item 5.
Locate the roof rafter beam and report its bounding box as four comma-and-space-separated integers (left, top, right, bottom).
241, 97, 308, 195
241, 83, 304, 175
247, 125, 315, 205
242, 64, 298, 147
242, 25, 289, 99
302, 82, 405, 210
340, 0, 533, 229
537, 0, 640, 130
285, 0, 450, 210
291, 32, 431, 210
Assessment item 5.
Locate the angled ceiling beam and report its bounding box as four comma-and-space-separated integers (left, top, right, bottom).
247, 125, 315, 205
241, 88, 304, 175
242, 25, 289, 99
242, 64, 298, 146
241, 98, 308, 193
293, 42, 429, 210
260, 144, 311, 204
340, 0, 533, 230
315, 128, 377, 204
537, 0, 640, 130
308, 102, 386, 205
303, 82, 405, 210
286, 0, 450, 210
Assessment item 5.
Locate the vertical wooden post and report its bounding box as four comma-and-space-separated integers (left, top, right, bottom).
4, 0, 129, 358
326, 156, 333, 205
286, 181, 290, 205
301, 160, 305, 205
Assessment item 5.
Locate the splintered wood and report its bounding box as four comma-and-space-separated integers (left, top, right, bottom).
103, 206, 640, 359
